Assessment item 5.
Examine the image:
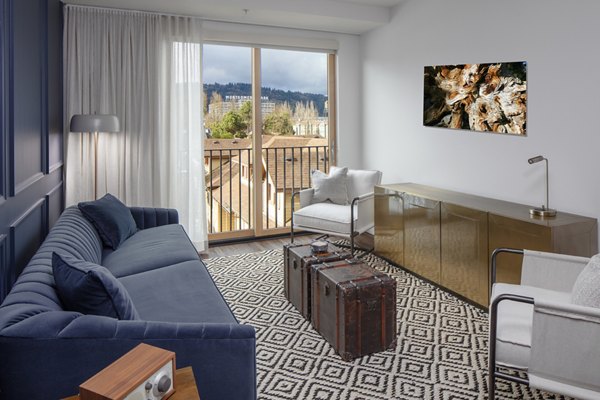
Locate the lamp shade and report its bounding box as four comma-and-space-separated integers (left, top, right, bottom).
69, 114, 120, 133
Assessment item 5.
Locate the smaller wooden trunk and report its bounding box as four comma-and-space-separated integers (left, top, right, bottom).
283, 243, 352, 319
311, 259, 397, 361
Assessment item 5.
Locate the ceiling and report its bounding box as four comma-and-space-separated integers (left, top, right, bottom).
64, 0, 404, 34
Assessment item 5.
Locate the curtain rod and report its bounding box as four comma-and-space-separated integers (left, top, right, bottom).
62, 2, 204, 21
61, 2, 347, 38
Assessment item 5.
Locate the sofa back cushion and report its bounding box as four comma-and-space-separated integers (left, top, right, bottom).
78, 193, 138, 250
53, 252, 139, 320
330, 167, 382, 200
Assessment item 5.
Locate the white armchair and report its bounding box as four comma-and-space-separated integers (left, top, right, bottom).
290, 167, 382, 255
489, 248, 600, 399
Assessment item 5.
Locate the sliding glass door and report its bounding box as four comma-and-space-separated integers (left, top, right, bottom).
203, 44, 336, 241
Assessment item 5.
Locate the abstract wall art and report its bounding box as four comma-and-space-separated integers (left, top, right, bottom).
423, 62, 527, 135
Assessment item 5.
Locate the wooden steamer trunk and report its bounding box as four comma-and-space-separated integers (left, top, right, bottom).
283, 243, 352, 319
311, 259, 397, 361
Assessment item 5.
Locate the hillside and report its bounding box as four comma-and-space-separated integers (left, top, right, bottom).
204, 82, 327, 116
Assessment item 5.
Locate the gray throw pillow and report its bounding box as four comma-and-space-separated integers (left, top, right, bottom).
311, 167, 349, 205
571, 254, 600, 308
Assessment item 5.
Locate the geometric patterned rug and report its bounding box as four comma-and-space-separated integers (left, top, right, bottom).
205, 248, 567, 400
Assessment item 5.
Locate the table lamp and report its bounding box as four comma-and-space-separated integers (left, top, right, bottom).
69, 114, 120, 199
527, 155, 557, 217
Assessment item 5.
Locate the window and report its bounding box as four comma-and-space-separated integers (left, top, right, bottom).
203, 44, 336, 238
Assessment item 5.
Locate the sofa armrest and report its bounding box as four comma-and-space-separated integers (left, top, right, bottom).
129, 207, 179, 229
529, 299, 600, 397
0, 317, 256, 400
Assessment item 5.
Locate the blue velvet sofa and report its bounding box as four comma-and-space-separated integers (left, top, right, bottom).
0, 206, 256, 399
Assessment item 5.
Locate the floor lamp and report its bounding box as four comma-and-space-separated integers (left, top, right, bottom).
69, 114, 120, 200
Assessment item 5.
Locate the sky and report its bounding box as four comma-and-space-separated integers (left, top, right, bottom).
203, 44, 328, 95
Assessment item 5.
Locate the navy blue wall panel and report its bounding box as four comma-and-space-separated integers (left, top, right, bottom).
11, 0, 44, 193
48, 0, 62, 171
0, 0, 7, 202
0, 235, 7, 303
46, 182, 63, 230
9, 198, 46, 282
0, 0, 63, 301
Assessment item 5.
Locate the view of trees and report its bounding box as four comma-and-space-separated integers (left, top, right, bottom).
204, 86, 325, 138
263, 104, 294, 136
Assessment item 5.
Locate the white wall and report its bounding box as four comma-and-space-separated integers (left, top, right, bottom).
361, 0, 600, 231
202, 21, 363, 168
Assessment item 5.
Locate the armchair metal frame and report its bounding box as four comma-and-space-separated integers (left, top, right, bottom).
489, 248, 531, 399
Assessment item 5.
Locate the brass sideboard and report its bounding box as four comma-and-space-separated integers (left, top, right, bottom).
374, 183, 598, 306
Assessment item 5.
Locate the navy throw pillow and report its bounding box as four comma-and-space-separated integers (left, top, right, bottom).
78, 193, 137, 250
52, 252, 140, 320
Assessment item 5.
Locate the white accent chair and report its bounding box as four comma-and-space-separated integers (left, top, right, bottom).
290, 167, 382, 255
489, 248, 600, 400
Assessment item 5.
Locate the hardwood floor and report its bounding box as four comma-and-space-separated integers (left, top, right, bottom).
202, 234, 320, 259
202, 233, 374, 259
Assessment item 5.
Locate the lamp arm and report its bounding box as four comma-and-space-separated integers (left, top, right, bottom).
544, 158, 549, 210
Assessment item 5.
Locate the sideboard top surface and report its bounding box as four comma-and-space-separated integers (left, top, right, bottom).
377, 183, 597, 228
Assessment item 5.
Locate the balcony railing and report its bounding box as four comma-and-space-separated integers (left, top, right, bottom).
205, 144, 329, 235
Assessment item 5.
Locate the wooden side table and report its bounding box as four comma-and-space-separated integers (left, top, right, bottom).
63, 367, 200, 400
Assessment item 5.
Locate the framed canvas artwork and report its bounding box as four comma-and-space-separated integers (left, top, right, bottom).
423, 62, 527, 135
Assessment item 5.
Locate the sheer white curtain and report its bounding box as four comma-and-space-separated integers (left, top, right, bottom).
64, 5, 207, 250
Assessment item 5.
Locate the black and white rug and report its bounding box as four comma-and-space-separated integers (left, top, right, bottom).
205, 249, 565, 400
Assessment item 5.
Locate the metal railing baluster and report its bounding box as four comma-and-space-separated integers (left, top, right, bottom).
219, 149, 223, 232
283, 147, 287, 227
209, 150, 213, 233
274, 148, 278, 228
229, 149, 232, 231
265, 148, 269, 229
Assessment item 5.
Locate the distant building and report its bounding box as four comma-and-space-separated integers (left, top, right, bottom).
293, 117, 328, 137
208, 96, 276, 117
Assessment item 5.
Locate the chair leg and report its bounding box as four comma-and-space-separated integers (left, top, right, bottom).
489, 369, 496, 400
350, 233, 355, 256
290, 223, 294, 243
489, 297, 498, 400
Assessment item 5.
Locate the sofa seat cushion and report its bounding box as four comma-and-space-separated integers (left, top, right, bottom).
102, 224, 199, 278
53, 252, 140, 320
491, 283, 571, 369
119, 260, 237, 323
294, 202, 356, 235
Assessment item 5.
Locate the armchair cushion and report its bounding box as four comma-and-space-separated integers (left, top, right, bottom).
294, 203, 356, 235
311, 168, 349, 205
491, 283, 571, 369
571, 254, 600, 308
330, 166, 382, 200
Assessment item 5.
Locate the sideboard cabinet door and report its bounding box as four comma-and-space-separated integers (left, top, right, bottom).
374, 187, 404, 266
404, 195, 441, 283
441, 204, 489, 305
